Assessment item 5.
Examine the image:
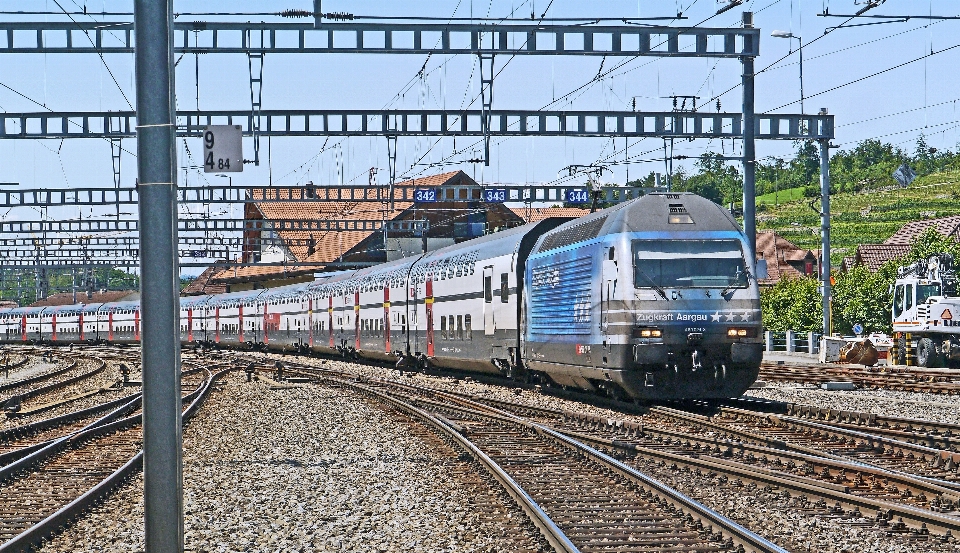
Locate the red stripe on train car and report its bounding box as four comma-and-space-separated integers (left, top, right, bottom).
328, 296, 334, 348
308, 298, 314, 347
425, 279, 434, 357
354, 291, 360, 350
384, 287, 391, 354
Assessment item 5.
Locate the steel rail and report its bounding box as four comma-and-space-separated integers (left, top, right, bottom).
0, 356, 76, 393
367, 375, 960, 512
391, 387, 960, 508
654, 404, 960, 499
1, 356, 103, 409
731, 395, 960, 452
358, 374, 960, 538
0, 365, 222, 553
334, 376, 580, 553
294, 367, 787, 553
0, 390, 141, 466
264, 357, 960, 539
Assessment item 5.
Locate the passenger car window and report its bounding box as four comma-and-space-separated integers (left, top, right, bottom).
500, 273, 509, 303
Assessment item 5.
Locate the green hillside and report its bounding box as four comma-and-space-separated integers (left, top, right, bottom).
755, 170, 960, 263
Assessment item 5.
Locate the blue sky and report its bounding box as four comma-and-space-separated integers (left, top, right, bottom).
1, 1, 959, 272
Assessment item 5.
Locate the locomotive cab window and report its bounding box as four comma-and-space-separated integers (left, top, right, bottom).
633, 240, 747, 289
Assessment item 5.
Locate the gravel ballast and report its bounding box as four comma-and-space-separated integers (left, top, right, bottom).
748, 381, 960, 425
262, 354, 960, 553
40, 370, 545, 553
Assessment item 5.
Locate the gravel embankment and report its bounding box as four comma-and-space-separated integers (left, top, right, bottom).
41, 371, 546, 553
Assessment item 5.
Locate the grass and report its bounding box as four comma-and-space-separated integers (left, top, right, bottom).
756, 186, 807, 206
754, 170, 960, 263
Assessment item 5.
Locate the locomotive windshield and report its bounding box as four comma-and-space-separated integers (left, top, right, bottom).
633, 239, 747, 289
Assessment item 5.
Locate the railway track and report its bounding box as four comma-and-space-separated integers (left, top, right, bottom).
329, 374, 786, 553
261, 355, 960, 544
758, 361, 960, 394
0, 360, 226, 552
0, 357, 204, 469
0, 354, 110, 416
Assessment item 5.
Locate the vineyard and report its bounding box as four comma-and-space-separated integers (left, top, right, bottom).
757, 169, 960, 261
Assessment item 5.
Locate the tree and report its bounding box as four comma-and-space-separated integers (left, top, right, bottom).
828, 229, 960, 335
832, 262, 897, 335
829, 139, 906, 193
672, 153, 741, 205
760, 275, 822, 331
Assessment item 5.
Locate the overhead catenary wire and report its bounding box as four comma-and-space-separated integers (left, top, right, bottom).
763, 42, 960, 113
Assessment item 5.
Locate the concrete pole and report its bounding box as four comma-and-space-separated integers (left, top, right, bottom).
741, 12, 757, 261
134, 2, 183, 552
819, 135, 832, 336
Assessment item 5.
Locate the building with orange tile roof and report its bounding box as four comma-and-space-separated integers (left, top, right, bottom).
184, 171, 528, 293
28, 290, 140, 307
884, 215, 960, 246
844, 243, 910, 272
755, 231, 819, 286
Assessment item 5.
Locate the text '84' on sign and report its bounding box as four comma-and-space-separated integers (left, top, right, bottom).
203, 125, 243, 173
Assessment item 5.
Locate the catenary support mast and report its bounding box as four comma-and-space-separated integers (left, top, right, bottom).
134, 1, 183, 552
820, 133, 832, 335
741, 11, 757, 261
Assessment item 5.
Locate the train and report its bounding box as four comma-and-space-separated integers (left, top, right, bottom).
0, 192, 763, 400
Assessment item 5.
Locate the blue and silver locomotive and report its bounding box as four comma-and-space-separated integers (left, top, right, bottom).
523, 193, 762, 399
0, 192, 762, 400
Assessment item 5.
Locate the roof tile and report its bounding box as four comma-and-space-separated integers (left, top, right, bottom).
509, 206, 591, 223
885, 215, 960, 245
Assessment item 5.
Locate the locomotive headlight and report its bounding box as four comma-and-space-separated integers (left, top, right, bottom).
641, 329, 652, 337
634, 327, 662, 338
727, 328, 738, 337
727, 328, 753, 337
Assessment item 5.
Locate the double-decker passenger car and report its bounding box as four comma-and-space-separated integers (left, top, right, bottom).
0, 193, 763, 400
